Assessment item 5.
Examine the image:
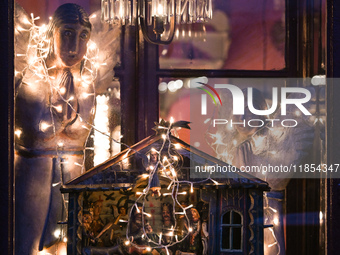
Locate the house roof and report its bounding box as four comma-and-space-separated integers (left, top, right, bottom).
62, 134, 270, 192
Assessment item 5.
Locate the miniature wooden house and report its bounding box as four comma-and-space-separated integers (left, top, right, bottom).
62, 134, 269, 255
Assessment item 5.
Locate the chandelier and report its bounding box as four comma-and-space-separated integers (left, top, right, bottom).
101, 0, 213, 44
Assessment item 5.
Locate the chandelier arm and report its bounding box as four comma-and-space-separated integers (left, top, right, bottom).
139, 0, 176, 45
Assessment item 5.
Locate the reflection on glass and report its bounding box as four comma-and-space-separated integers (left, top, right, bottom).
159, 76, 326, 255
159, 0, 286, 70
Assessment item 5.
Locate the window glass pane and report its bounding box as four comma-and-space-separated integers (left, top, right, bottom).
223, 211, 231, 224
232, 211, 242, 224
232, 227, 242, 249
159, 0, 286, 70
221, 227, 230, 249
159, 76, 326, 254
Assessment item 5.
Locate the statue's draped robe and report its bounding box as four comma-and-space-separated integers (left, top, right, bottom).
15, 67, 95, 254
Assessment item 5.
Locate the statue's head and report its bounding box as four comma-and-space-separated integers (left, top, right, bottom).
47, 3, 92, 68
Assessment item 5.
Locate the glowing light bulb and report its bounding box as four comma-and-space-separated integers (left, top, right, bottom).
54, 229, 61, 238
211, 179, 219, 185
54, 105, 63, 113
273, 217, 279, 226
15, 129, 22, 138
52, 182, 61, 187
63, 237, 68, 242
39, 122, 51, 132
124, 240, 130, 246
82, 92, 94, 99
319, 211, 323, 221
162, 134, 166, 140
170, 116, 174, 124
175, 28, 180, 38
185, 204, 193, 210
174, 143, 181, 149
143, 212, 152, 218
88, 42, 97, 51
188, 227, 193, 232
146, 247, 151, 252
136, 205, 140, 213
157, 4, 164, 15
268, 242, 277, 248
271, 209, 278, 214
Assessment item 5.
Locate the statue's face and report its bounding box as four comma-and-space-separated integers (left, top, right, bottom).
53, 23, 90, 67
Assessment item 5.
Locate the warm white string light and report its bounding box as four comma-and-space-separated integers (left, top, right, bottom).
17, 13, 223, 252
15, 13, 103, 248
123, 120, 223, 252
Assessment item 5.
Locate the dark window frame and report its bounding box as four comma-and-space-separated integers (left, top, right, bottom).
220, 210, 243, 252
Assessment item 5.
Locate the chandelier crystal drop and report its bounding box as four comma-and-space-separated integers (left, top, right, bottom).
101, 0, 213, 44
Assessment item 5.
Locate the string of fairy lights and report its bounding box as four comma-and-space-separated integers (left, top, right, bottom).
207, 101, 324, 254
15, 13, 100, 254
15, 13, 221, 254
124, 118, 221, 254
208, 116, 283, 254
15, 13, 116, 254
15, 9, 322, 255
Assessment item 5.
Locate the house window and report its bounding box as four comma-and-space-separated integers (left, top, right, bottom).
221, 210, 243, 251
